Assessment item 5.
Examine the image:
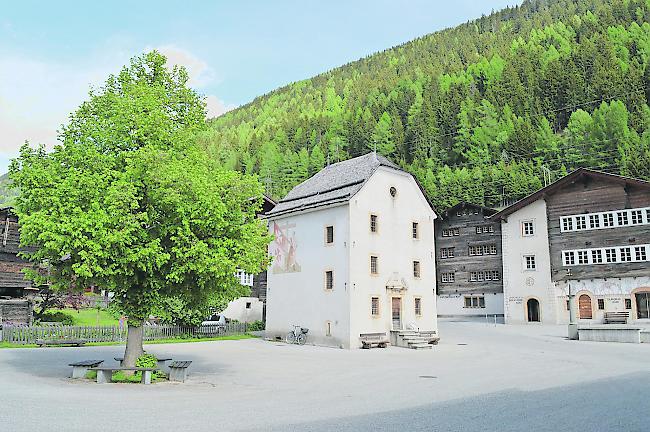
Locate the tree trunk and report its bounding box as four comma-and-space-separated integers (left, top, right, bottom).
123, 324, 144, 368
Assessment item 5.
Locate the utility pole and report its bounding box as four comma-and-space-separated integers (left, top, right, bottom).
567, 268, 578, 340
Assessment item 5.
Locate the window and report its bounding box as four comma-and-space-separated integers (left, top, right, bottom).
476, 226, 482, 234
621, 247, 632, 262
477, 271, 484, 282
589, 214, 600, 229
453, 228, 460, 236
235, 270, 254, 287
245, 302, 252, 309
325, 226, 334, 244
522, 221, 534, 236
577, 250, 588, 265
635, 246, 647, 261
576, 215, 587, 230
469, 271, 477, 282
469, 246, 482, 256
591, 249, 603, 264
389, 186, 397, 198
325, 271, 334, 290
414, 298, 422, 316
370, 256, 378, 275
631, 210, 643, 225
484, 271, 492, 281
564, 251, 575, 266
603, 213, 614, 227
597, 299, 605, 310
524, 255, 536, 270
489, 244, 497, 255
371, 297, 379, 316
442, 229, 450, 237
412, 222, 419, 239
625, 298, 632, 310
441, 272, 455, 283
617, 211, 629, 226
562, 217, 573, 232
488, 225, 494, 233
464, 295, 485, 308
441, 247, 455, 259
413, 261, 421, 278
605, 248, 616, 263
491, 270, 500, 281
370, 214, 378, 233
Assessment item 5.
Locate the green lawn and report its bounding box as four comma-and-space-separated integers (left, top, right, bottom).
49, 308, 120, 326
0, 333, 255, 349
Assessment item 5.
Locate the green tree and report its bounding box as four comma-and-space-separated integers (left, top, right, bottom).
10, 52, 271, 367
370, 112, 396, 156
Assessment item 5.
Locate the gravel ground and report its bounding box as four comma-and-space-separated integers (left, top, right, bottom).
1, 320, 648, 431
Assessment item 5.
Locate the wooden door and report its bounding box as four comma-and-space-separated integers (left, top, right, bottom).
391, 297, 401, 330
579, 294, 593, 319
636, 292, 650, 319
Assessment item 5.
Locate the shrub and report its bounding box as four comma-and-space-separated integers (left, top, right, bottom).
38, 311, 74, 326
247, 320, 265, 331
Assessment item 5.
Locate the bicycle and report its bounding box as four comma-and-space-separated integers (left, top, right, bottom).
286, 325, 309, 345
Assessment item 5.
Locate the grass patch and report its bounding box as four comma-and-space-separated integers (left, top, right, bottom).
85, 370, 97, 380
0, 333, 256, 349
48, 308, 120, 326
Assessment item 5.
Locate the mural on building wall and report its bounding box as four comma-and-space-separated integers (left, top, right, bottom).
270, 221, 301, 274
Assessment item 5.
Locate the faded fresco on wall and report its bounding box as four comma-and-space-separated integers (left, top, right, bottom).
270, 221, 301, 274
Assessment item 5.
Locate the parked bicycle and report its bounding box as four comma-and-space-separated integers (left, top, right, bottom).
286, 325, 309, 345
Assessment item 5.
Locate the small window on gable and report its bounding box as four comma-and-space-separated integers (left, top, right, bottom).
325, 226, 334, 244
370, 214, 378, 233
412, 222, 419, 239
522, 221, 534, 236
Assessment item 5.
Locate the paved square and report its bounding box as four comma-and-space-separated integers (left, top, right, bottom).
1, 321, 648, 431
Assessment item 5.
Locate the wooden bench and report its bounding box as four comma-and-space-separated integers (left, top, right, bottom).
419, 330, 440, 345
36, 339, 86, 347
604, 311, 629, 324
69, 360, 103, 379
114, 356, 172, 369
89, 367, 157, 384
168, 361, 192, 382
360, 333, 389, 349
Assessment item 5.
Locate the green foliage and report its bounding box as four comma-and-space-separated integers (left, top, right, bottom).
10, 51, 272, 339
197, 0, 650, 210
37, 311, 74, 326
246, 320, 265, 331
135, 353, 158, 369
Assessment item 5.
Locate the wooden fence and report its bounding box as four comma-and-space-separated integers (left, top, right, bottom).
1, 322, 249, 345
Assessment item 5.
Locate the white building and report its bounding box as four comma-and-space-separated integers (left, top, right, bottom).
493, 169, 650, 325
265, 153, 438, 349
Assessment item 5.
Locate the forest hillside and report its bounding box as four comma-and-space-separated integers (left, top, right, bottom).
201, 0, 650, 210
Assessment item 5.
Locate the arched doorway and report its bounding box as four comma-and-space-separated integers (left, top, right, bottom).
579, 294, 593, 319
527, 298, 540, 322
635, 291, 650, 319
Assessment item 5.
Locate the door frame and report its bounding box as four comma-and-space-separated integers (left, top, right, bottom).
577, 292, 594, 320
391, 296, 402, 330
631, 288, 650, 320
525, 296, 541, 323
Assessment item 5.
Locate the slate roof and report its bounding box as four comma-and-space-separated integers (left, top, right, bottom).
265, 152, 402, 218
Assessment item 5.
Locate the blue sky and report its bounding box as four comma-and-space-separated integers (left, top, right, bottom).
0, 0, 519, 172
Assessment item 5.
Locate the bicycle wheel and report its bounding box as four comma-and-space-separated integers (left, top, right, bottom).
296, 333, 306, 345
286, 332, 296, 344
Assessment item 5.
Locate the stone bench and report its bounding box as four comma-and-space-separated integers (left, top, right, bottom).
168, 361, 192, 382
89, 367, 157, 384
360, 333, 389, 349
36, 339, 86, 347
578, 325, 647, 344
69, 360, 104, 378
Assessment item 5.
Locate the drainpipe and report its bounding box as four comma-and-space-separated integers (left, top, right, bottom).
567, 269, 578, 340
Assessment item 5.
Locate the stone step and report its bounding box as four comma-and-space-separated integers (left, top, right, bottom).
409, 343, 433, 350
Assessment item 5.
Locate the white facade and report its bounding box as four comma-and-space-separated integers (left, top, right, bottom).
265, 166, 438, 348
500, 199, 557, 324
437, 293, 504, 318
221, 297, 263, 323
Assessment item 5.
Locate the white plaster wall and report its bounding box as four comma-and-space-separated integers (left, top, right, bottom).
554, 276, 650, 324
348, 167, 437, 348
437, 293, 504, 317
501, 199, 556, 324
265, 204, 351, 348
222, 297, 263, 323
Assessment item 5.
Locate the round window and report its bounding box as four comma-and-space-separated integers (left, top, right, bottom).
389, 186, 397, 198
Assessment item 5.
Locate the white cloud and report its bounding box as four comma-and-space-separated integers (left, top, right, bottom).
154, 44, 216, 88
205, 95, 237, 118
0, 43, 232, 172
